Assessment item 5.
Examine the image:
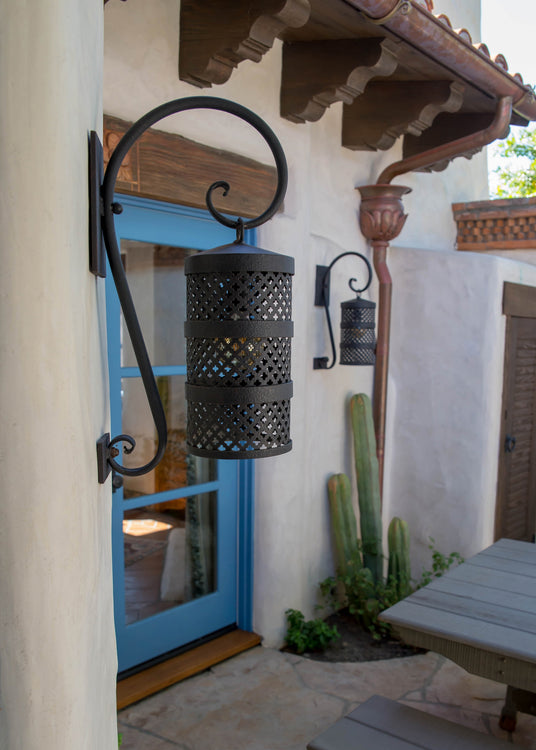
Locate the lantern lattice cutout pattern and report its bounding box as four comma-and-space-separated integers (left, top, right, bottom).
185, 244, 294, 458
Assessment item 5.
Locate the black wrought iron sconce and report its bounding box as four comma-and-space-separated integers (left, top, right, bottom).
313, 252, 375, 370
89, 96, 293, 484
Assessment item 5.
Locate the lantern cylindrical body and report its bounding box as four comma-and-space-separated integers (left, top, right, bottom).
185, 242, 294, 458
339, 296, 376, 366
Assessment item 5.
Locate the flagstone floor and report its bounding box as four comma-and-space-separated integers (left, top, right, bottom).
118, 646, 536, 749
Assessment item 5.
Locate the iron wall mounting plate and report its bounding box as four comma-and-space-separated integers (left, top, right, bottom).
96, 434, 112, 484
89, 131, 106, 278
314, 265, 330, 306
314, 265, 331, 368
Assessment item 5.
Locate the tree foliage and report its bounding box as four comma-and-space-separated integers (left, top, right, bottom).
493, 126, 536, 198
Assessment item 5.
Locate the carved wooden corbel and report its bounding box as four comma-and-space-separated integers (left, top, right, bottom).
179, 0, 310, 88
342, 80, 465, 151
280, 38, 400, 123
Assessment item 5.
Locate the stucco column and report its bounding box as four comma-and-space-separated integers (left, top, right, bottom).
0, 2, 117, 748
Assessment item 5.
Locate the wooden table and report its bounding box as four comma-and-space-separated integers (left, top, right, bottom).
380, 538, 536, 730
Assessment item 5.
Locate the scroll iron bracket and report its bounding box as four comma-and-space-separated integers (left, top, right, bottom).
89, 97, 288, 482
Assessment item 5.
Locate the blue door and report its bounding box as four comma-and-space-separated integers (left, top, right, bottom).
107, 196, 253, 673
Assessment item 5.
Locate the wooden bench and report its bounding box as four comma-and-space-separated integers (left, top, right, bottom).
307, 695, 512, 750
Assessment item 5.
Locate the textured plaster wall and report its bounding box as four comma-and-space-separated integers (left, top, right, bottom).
384, 249, 536, 577
104, 0, 492, 647
0, 2, 118, 749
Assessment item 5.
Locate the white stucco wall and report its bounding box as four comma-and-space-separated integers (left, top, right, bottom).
383, 249, 536, 578
103, 0, 498, 647
0, 2, 118, 749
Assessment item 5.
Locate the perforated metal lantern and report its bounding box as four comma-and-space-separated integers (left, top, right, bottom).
313, 251, 375, 370
340, 296, 376, 366
184, 242, 294, 458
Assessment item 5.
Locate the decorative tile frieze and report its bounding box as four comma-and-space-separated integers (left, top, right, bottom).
453, 198, 536, 251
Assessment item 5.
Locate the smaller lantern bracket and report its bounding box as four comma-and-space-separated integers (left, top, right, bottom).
313, 251, 373, 370
90, 96, 288, 483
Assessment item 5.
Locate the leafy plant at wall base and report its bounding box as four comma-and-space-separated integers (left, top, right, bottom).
338, 566, 402, 640
118, 733, 123, 746
284, 608, 340, 654
418, 538, 464, 588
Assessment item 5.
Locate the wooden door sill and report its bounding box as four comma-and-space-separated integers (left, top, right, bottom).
117, 629, 261, 710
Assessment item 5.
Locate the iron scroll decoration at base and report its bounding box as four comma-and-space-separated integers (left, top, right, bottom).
90, 96, 294, 483
313, 252, 375, 370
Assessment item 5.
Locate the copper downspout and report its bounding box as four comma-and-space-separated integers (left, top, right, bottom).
358, 96, 513, 496
358, 185, 410, 496
378, 96, 513, 184
371, 245, 390, 497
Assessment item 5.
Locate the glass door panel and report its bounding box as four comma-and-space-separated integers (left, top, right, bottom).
121, 375, 216, 499
120, 240, 195, 368
123, 491, 217, 625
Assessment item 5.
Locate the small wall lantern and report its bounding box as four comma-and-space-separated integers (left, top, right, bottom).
90, 96, 293, 483
313, 252, 375, 370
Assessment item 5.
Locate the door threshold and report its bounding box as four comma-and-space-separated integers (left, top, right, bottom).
117, 629, 261, 710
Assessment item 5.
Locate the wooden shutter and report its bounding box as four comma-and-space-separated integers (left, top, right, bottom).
496, 311, 536, 541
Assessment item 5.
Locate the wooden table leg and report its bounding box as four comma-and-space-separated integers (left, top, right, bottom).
499, 686, 518, 731
499, 686, 536, 731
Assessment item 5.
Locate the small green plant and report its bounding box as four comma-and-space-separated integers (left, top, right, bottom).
118, 733, 123, 746
341, 567, 401, 640
284, 608, 340, 654
320, 563, 401, 641
417, 537, 464, 587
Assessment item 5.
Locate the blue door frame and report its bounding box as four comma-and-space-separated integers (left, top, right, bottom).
107, 195, 255, 672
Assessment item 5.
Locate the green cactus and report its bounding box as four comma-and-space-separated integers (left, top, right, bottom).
350, 394, 383, 583
388, 516, 411, 598
328, 473, 362, 578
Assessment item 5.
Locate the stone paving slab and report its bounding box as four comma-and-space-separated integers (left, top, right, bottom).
118, 646, 536, 749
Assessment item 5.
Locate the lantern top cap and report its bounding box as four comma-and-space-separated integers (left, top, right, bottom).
341, 296, 376, 309
184, 241, 295, 274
